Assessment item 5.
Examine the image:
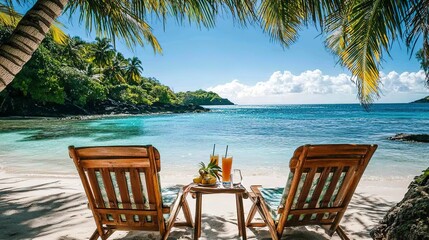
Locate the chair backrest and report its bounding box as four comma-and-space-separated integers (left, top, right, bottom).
69, 145, 166, 232
277, 144, 377, 232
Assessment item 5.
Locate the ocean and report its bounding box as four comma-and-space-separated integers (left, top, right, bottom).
0, 104, 428, 181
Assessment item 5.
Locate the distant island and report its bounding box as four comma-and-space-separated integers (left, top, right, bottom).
0, 29, 233, 117
411, 96, 429, 103
176, 90, 234, 105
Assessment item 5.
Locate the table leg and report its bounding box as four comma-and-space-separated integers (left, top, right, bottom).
236, 193, 247, 239
194, 192, 202, 239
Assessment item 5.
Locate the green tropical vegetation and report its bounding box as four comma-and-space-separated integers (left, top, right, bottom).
0, 28, 233, 116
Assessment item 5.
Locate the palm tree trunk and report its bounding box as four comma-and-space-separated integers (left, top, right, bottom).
0, 0, 68, 92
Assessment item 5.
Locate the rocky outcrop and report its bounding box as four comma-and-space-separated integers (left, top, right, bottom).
0, 98, 208, 117
370, 169, 429, 240
388, 133, 429, 143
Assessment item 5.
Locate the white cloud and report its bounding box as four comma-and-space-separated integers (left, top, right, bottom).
207, 70, 428, 104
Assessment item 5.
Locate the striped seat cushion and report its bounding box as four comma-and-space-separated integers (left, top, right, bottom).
161, 185, 181, 208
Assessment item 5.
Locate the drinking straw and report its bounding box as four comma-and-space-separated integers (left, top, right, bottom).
212, 144, 216, 156
225, 145, 228, 157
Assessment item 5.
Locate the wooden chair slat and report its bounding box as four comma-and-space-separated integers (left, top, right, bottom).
96, 208, 158, 215
290, 167, 317, 222
115, 169, 132, 223
314, 166, 344, 222
302, 159, 360, 168
81, 159, 150, 168
144, 168, 156, 206
306, 145, 371, 156
130, 168, 147, 224
76, 146, 149, 158
102, 225, 160, 231
87, 169, 105, 208
302, 167, 331, 221
290, 207, 343, 215
333, 166, 356, 207
101, 168, 121, 224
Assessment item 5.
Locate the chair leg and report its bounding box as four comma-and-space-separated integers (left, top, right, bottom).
246, 196, 278, 240
164, 190, 195, 240
335, 225, 350, 240
90, 228, 115, 240
181, 195, 194, 227
245, 201, 258, 227
90, 229, 99, 240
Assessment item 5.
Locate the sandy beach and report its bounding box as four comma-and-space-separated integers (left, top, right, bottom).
0, 171, 411, 240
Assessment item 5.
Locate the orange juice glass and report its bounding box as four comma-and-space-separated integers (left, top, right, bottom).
222, 156, 233, 184
210, 154, 219, 166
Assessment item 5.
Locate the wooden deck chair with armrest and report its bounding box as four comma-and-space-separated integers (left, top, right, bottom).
246, 144, 377, 240
69, 145, 193, 240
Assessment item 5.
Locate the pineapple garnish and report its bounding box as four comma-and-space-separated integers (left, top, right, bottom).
193, 160, 222, 184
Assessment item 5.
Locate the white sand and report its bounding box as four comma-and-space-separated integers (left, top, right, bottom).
0, 171, 410, 240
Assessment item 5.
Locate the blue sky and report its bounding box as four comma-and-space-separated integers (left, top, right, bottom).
54, 9, 428, 103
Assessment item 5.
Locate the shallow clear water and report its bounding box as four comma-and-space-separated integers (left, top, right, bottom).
0, 104, 428, 180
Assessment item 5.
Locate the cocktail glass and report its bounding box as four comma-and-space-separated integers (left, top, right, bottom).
222, 156, 233, 187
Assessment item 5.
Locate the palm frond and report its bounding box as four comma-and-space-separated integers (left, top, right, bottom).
65, 0, 256, 53
258, 0, 303, 46
65, 0, 161, 52
405, 0, 429, 85
49, 23, 67, 44
327, 0, 409, 105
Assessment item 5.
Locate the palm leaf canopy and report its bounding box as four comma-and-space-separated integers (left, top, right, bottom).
323, 0, 409, 104
405, 0, 429, 85
260, 0, 428, 105
65, 0, 257, 54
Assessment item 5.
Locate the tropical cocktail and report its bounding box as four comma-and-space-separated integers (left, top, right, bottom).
222, 156, 233, 185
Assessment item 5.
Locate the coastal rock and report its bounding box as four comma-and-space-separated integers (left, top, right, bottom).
388, 133, 429, 143
370, 169, 429, 240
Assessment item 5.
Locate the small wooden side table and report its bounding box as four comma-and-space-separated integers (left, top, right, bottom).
189, 183, 248, 240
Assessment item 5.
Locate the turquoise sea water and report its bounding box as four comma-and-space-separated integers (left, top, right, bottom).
0, 104, 428, 180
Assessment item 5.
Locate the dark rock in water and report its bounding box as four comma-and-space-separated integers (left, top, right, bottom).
370, 169, 429, 240
388, 133, 429, 143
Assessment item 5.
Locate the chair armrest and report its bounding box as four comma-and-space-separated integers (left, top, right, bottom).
250, 185, 263, 197
182, 183, 193, 194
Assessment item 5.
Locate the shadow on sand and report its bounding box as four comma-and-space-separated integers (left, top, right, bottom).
0, 178, 88, 240
1, 179, 396, 240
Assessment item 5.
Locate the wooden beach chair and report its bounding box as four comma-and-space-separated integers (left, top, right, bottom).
69, 145, 193, 240
246, 144, 377, 240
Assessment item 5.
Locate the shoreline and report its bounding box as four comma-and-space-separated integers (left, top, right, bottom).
0, 170, 409, 240
0, 101, 211, 119
0, 111, 206, 121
